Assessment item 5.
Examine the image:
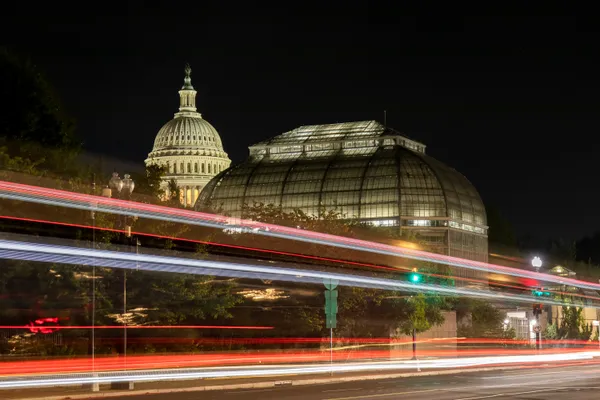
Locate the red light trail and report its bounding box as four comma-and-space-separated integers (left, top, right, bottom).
0, 345, 598, 376
0, 325, 273, 330
1, 179, 600, 293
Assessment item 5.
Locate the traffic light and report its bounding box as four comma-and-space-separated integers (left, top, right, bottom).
532, 288, 551, 297
532, 303, 543, 317
409, 268, 422, 283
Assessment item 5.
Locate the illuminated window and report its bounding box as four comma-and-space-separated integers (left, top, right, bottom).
409, 220, 431, 227
374, 219, 397, 227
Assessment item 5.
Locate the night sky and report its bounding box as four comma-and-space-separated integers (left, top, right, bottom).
4, 6, 600, 241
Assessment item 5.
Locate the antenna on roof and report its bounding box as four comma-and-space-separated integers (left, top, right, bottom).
383, 110, 387, 127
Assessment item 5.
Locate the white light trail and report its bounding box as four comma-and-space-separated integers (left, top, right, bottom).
0, 352, 596, 389
0, 239, 594, 309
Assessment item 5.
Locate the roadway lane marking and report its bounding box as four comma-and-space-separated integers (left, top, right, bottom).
558, 386, 600, 389
225, 388, 276, 394
480, 370, 568, 379
325, 388, 442, 399
322, 388, 363, 392
452, 387, 566, 400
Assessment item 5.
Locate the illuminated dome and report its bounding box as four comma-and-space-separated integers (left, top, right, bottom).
197, 120, 488, 262
145, 64, 231, 206
152, 117, 225, 153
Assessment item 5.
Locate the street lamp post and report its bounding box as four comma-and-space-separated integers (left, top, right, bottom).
407, 294, 418, 361
106, 173, 135, 389
531, 257, 543, 350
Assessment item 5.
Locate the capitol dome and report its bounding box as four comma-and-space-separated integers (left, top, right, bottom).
152, 117, 225, 152
145, 65, 231, 206
197, 120, 488, 263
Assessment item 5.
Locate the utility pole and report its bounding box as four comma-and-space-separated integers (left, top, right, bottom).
408, 271, 422, 360
90, 174, 99, 392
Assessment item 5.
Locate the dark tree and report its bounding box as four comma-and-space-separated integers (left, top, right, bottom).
0, 47, 80, 173
130, 164, 167, 201
547, 237, 576, 264
486, 204, 517, 248
576, 232, 600, 265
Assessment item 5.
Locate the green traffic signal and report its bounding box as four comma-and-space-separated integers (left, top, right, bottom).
409, 273, 421, 283
532, 289, 551, 297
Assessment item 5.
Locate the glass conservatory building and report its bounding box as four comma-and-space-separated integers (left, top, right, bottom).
197, 121, 488, 262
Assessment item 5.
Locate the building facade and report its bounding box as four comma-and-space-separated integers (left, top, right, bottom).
197, 120, 488, 262
145, 65, 231, 206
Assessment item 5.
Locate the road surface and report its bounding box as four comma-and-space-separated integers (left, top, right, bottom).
105, 362, 600, 399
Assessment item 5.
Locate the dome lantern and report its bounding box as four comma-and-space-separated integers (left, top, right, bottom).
178, 63, 197, 114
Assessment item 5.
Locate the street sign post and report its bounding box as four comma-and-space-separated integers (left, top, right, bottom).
324, 289, 338, 329
324, 279, 339, 373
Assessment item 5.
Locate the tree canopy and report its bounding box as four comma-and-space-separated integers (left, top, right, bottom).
545, 306, 594, 340
0, 47, 80, 175
233, 202, 452, 339
456, 299, 514, 339
486, 204, 517, 249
